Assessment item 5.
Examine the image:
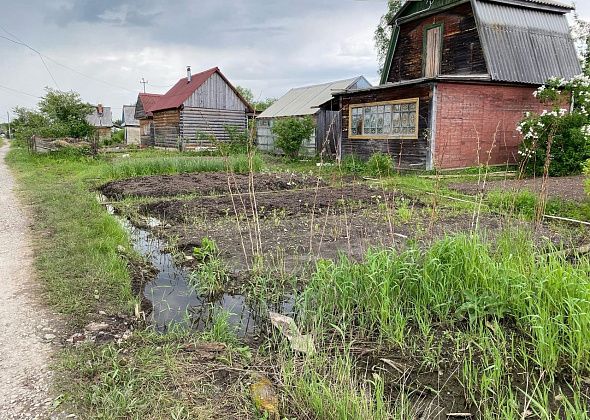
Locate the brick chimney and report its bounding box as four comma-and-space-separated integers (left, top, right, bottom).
97, 104, 104, 116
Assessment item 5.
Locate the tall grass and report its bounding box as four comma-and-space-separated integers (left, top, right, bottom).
296, 232, 590, 417
105, 154, 263, 179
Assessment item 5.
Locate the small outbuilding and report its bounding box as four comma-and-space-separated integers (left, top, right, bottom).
134, 93, 162, 147
256, 77, 371, 156
122, 105, 140, 145
149, 66, 253, 149
329, 0, 581, 170
86, 104, 113, 141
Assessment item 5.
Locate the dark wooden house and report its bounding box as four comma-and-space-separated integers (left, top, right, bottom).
86, 104, 113, 141
134, 93, 162, 147
149, 67, 253, 149
256, 77, 371, 156
328, 0, 581, 169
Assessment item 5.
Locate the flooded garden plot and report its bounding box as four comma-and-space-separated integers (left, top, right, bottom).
100, 171, 590, 419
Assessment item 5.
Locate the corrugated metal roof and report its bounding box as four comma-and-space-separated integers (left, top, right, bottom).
492, 0, 574, 10
258, 77, 371, 118
86, 106, 113, 128
122, 105, 139, 126
473, 0, 581, 84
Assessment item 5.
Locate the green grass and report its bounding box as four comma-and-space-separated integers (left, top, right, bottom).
296, 232, 590, 418
57, 329, 251, 419
6, 147, 135, 323
105, 154, 263, 179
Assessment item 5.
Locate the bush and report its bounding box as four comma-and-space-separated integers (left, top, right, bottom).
341, 155, 366, 174
519, 112, 590, 176
366, 152, 393, 177
271, 116, 315, 160
518, 76, 590, 177
221, 126, 250, 155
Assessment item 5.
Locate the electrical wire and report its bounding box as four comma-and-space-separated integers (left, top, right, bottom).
0, 83, 42, 99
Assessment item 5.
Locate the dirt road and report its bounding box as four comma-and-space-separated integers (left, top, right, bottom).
0, 143, 59, 418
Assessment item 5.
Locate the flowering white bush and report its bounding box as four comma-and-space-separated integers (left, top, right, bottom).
518, 75, 590, 176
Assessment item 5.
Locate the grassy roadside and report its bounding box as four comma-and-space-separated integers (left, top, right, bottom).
6, 146, 135, 323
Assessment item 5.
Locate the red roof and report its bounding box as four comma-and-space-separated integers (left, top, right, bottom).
150, 67, 253, 113
151, 67, 218, 112
138, 93, 163, 117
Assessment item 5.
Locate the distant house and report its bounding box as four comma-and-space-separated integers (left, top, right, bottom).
134, 93, 162, 147
86, 104, 113, 140
328, 0, 581, 169
257, 77, 371, 156
122, 105, 140, 145
148, 66, 253, 149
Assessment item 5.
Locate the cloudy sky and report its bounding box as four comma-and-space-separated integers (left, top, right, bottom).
0, 0, 588, 123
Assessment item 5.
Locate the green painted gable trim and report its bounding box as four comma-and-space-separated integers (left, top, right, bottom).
380, 25, 400, 85
394, 0, 466, 23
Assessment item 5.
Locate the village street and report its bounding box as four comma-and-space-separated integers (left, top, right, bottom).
0, 142, 57, 419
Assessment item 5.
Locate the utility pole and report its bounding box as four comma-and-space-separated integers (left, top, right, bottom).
140, 77, 148, 93
7, 111, 11, 139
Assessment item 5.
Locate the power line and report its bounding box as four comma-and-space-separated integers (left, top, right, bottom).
0, 27, 135, 94
0, 28, 60, 89
0, 83, 42, 99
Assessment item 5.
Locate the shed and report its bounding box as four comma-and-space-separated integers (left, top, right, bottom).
134, 93, 162, 146
256, 77, 371, 156
330, 0, 580, 170
86, 105, 113, 141
122, 105, 140, 145
149, 66, 253, 149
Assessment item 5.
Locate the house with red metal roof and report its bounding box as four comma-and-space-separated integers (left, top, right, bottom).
145, 66, 253, 149
134, 93, 162, 146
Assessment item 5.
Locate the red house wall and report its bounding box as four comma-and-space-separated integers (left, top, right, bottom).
434, 83, 544, 169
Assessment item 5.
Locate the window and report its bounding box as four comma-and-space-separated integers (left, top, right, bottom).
349, 99, 419, 140
424, 24, 443, 78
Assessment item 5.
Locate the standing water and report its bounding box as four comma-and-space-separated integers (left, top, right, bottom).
99, 195, 293, 336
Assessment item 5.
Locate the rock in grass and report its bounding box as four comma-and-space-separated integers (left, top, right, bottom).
250, 375, 279, 419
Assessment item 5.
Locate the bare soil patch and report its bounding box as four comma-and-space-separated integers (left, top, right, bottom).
449, 175, 588, 201
101, 172, 326, 199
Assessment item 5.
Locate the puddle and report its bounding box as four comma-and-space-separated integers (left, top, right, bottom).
99, 195, 294, 335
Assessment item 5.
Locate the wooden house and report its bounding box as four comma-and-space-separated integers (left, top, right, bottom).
257, 77, 371, 156
134, 93, 162, 147
122, 105, 140, 145
149, 67, 253, 149
86, 104, 113, 141
328, 0, 581, 170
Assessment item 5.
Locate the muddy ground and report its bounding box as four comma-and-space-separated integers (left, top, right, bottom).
103, 172, 584, 278
100, 171, 590, 418
449, 175, 588, 202
101, 172, 327, 199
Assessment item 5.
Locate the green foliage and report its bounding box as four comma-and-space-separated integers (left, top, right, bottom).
11, 88, 95, 141
103, 129, 124, 146
104, 155, 263, 179
341, 155, 366, 174
518, 77, 590, 176
192, 237, 219, 262
374, 0, 402, 76
366, 152, 393, 177
219, 126, 250, 155
585, 160, 590, 196
191, 238, 228, 297
271, 116, 315, 160
235, 85, 276, 112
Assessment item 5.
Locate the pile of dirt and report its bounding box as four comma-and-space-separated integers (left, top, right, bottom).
449, 175, 588, 202
141, 185, 401, 222
101, 172, 327, 199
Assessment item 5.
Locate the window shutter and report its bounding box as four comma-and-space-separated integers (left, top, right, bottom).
424, 26, 442, 78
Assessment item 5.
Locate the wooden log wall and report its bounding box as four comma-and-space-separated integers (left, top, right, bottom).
387, 2, 487, 83
180, 107, 247, 144
153, 109, 180, 148
340, 83, 433, 169
139, 119, 155, 147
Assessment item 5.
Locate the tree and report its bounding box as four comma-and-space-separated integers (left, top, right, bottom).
374, 0, 403, 76
571, 14, 590, 75
11, 88, 94, 140
236, 85, 276, 112
271, 116, 315, 160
